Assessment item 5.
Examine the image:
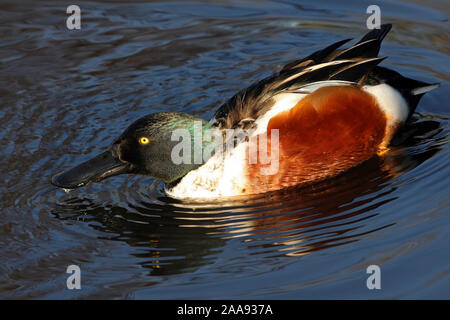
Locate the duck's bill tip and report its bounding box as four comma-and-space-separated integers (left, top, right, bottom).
51, 150, 132, 189
51, 171, 88, 189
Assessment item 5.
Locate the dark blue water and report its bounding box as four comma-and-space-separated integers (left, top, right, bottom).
0, 0, 449, 299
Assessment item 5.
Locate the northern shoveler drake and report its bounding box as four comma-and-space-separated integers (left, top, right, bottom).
52, 24, 439, 199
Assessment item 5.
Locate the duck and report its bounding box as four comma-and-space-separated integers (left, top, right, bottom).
51, 24, 439, 199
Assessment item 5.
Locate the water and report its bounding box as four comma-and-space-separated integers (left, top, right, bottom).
0, 0, 449, 299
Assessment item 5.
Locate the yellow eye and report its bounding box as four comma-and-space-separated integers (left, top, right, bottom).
139, 137, 150, 145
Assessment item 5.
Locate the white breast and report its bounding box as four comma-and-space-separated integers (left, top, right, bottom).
165, 141, 248, 199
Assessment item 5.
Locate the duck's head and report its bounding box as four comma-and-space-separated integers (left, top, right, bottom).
51, 112, 214, 189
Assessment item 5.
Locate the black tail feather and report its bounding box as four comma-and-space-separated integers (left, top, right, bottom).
281, 38, 351, 72
333, 39, 381, 59
367, 66, 439, 119
330, 57, 386, 82
357, 24, 392, 44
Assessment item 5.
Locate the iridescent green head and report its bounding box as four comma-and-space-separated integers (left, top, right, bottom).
51, 112, 217, 189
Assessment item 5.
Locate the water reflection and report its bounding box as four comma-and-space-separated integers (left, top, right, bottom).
50, 118, 443, 274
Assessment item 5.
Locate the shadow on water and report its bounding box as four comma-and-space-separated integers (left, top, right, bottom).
49, 118, 444, 276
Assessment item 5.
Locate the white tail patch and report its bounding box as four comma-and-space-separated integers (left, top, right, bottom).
411, 83, 440, 96
363, 83, 410, 148
363, 83, 409, 124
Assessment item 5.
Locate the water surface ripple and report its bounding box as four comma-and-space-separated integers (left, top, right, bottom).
0, 0, 449, 299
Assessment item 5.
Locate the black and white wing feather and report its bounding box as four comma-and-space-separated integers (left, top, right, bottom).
212, 24, 436, 129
